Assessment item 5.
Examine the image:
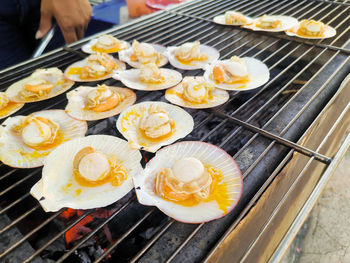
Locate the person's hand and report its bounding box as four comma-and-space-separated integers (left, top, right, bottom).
36, 0, 92, 43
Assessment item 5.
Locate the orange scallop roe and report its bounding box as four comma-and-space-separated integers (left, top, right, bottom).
92, 93, 120, 112
25, 82, 54, 93
91, 43, 123, 53
213, 65, 225, 83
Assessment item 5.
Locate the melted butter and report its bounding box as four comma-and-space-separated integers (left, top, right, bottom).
67, 67, 109, 80
73, 160, 127, 187
91, 43, 124, 53
19, 150, 50, 160
0, 102, 22, 117
175, 56, 207, 66
62, 183, 72, 194
75, 189, 82, 196
138, 121, 175, 144
159, 164, 231, 213
28, 131, 67, 151
120, 110, 143, 132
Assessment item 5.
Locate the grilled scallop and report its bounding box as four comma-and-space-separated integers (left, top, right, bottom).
30, 135, 142, 212
119, 40, 168, 68
285, 19, 336, 39
82, 34, 130, 54
6, 68, 74, 103
213, 11, 252, 26
116, 101, 194, 152
65, 84, 136, 121
65, 52, 126, 82
203, 56, 269, 91
134, 141, 243, 223
0, 110, 87, 168
165, 76, 229, 109
166, 41, 220, 70
243, 15, 298, 32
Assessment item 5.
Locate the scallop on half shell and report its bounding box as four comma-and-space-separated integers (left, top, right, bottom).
166, 44, 220, 70
213, 13, 253, 26
30, 135, 142, 212
119, 43, 168, 68
65, 86, 136, 121
203, 57, 270, 91
243, 15, 299, 32
64, 57, 126, 82
6, 68, 74, 103
81, 37, 130, 54
116, 101, 194, 152
0, 92, 24, 119
0, 110, 87, 168
285, 21, 336, 39
133, 141, 243, 223
114, 68, 182, 91
165, 76, 229, 109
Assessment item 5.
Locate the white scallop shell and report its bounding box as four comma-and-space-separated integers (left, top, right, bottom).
213, 14, 253, 26
116, 101, 194, 152
64, 58, 126, 82
5, 74, 74, 103
81, 38, 130, 54
118, 43, 168, 68
165, 76, 229, 109
133, 141, 243, 223
203, 57, 270, 91
65, 86, 136, 121
114, 68, 182, 91
243, 15, 299, 32
285, 24, 336, 39
166, 44, 220, 70
30, 135, 142, 212
0, 110, 87, 168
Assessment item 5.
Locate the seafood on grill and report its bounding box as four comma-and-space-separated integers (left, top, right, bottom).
65, 84, 136, 121
65, 52, 126, 82
116, 101, 193, 152
114, 63, 182, 91
133, 141, 243, 223
204, 56, 269, 91
243, 15, 298, 32
30, 135, 142, 212
82, 34, 130, 54
166, 41, 220, 70
119, 40, 168, 68
165, 76, 229, 108
285, 19, 336, 39
5, 68, 74, 103
0, 110, 87, 168
213, 11, 252, 26
0, 92, 24, 119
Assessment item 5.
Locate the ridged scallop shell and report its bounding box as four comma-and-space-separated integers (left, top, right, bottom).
5, 73, 74, 103
114, 68, 182, 91
0, 110, 87, 168
133, 141, 243, 223
30, 135, 142, 212
116, 101, 194, 152
213, 14, 253, 26
285, 23, 336, 39
65, 86, 136, 121
243, 15, 299, 32
81, 38, 130, 54
0, 93, 24, 119
203, 57, 270, 91
64, 58, 126, 82
165, 76, 229, 109
166, 44, 220, 70
118, 43, 168, 68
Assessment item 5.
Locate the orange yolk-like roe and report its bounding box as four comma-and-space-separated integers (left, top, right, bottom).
91, 43, 123, 53
213, 65, 250, 85
91, 93, 120, 112
155, 164, 231, 213
175, 55, 208, 65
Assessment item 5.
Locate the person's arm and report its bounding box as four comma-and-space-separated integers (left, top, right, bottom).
35, 0, 92, 44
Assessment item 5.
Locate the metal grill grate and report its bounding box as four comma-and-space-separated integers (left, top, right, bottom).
0, 0, 349, 262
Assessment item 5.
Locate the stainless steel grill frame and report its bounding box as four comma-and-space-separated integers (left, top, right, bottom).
0, 0, 349, 262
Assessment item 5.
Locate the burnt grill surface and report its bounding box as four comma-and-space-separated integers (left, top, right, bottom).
0, 0, 349, 262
